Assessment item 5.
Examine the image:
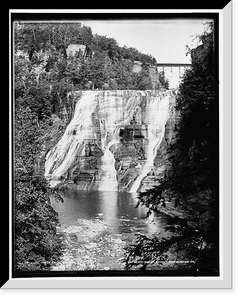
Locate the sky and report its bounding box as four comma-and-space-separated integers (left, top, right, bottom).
82, 19, 212, 64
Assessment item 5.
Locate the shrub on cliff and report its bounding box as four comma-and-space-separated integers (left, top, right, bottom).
124, 23, 219, 274
168, 22, 218, 197
14, 22, 157, 99
14, 107, 64, 271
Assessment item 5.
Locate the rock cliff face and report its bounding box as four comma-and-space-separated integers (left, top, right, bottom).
45, 90, 178, 192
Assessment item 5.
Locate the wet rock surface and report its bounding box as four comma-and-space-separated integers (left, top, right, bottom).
52, 218, 127, 271
45, 90, 177, 192
49, 187, 197, 272
51, 210, 169, 271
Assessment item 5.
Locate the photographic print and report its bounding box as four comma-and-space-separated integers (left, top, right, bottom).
6, 5, 232, 289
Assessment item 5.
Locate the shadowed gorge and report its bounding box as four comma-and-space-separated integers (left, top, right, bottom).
13, 20, 220, 276
45, 90, 177, 192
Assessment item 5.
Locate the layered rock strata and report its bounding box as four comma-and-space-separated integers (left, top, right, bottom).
45, 90, 177, 192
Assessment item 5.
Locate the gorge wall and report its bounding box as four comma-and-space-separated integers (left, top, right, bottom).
44, 90, 178, 192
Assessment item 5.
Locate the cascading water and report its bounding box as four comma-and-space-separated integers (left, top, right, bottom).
44, 90, 174, 191
129, 94, 170, 192
44, 91, 97, 182
98, 124, 120, 191
98, 139, 118, 191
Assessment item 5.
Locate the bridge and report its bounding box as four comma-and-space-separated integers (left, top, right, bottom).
156, 63, 192, 88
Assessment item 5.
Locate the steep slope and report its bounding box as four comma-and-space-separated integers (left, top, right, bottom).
44, 90, 177, 192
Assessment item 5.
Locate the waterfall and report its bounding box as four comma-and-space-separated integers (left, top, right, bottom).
44, 91, 97, 183
45, 90, 174, 191
129, 94, 170, 193
98, 139, 118, 191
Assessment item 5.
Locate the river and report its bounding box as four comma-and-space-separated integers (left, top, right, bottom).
51, 190, 169, 271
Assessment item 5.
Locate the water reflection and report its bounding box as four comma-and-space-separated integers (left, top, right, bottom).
51, 190, 166, 236
98, 191, 119, 232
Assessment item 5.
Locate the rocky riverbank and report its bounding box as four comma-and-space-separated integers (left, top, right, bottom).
52, 217, 127, 271
51, 203, 201, 272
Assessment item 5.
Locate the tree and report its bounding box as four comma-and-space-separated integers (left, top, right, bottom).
14, 107, 64, 271
131, 64, 153, 90
15, 22, 158, 95
172, 23, 217, 193
13, 20, 162, 273
85, 51, 116, 89
158, 71, 169, 89
124, 23, 219, 274
112, 58, 133, 89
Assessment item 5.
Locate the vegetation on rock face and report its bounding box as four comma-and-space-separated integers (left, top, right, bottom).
158, 71, 169, 90
14, 22, 164, 109
14, 21, 217, 273
124, 23, 219, 274
14, 107, 65, 271
13, 22, 168, 271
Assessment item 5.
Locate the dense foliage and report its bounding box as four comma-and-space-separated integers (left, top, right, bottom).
124, 24, 219, 274
14, 107, 65, 271
158, 71, 169, 90
13, 22, 167, 271
14, 22, 163, 123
